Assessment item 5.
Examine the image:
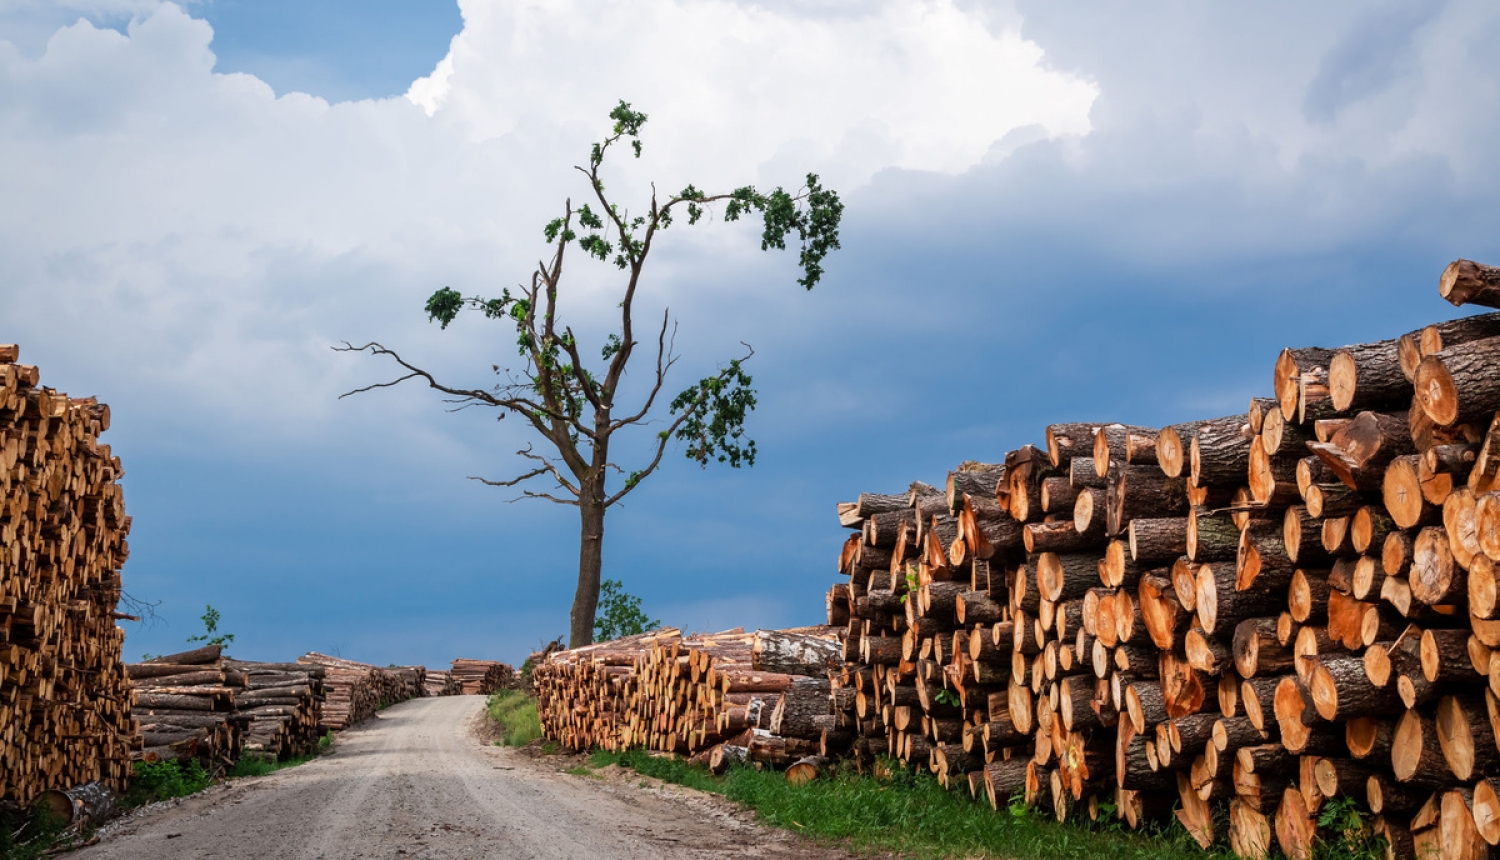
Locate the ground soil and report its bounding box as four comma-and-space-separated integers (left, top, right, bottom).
73, 696, 877, 859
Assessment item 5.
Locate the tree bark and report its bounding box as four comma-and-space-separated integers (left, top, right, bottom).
570, 489, 606, 648
1190, 416, 1257, 487
1329, 336, 1409, 413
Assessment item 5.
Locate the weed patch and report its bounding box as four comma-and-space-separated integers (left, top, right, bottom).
486, 690, 542, 747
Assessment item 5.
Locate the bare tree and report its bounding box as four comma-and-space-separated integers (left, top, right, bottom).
337, 102, 842, 647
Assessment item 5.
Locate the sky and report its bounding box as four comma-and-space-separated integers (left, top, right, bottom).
3, 0, 1498, 668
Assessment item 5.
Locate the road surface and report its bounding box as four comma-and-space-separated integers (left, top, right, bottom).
77, 696, 864, 859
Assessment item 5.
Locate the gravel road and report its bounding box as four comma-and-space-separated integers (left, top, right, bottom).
75, 696, 867, 860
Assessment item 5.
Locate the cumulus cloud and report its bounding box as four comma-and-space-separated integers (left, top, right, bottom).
0, 0, 1096, 455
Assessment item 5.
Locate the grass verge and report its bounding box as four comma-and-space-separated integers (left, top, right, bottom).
584, 749, 1239, 860
486, 690, 543, 747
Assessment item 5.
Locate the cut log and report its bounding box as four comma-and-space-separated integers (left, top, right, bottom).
1416, 334, 1500, 427
1274, 785, 1317, 860
1187, 506, 1240, 563
1440, 259, 1500, 309
1386, 455, 1441, 530
1412, 526, 1464, 606
1308, 655, 1402, 721
1330, 336, 1409, 413
1392, 708, 1450, 786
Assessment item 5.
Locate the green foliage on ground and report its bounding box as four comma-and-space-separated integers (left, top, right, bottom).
124, 759, 213, 807
487, 690, 543, 747
585, 749, 1249, 860
0, 803, 70, 860
593, 579, 659, 642
1313, 796, 1387, 860
228, 735, 334, 778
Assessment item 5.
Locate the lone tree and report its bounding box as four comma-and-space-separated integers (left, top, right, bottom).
339, 102, 842, 647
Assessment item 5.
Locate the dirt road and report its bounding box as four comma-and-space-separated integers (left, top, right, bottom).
77, 696, 865, 859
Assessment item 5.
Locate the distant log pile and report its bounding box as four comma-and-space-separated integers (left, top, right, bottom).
538, 260, 1500, 860
0, 345, 135, 807
296, 653, 423, 730
424, 669, 462, 697
128, 646, 246, 767
450, 658, 517, 695
224, 659, 325, 758
128, 648, 327, 766
534, 626, 845, 769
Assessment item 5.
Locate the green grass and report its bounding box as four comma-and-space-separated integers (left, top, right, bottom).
586, 749, 1241, 860
486, 690, 543, 747
227, 735, 334, 778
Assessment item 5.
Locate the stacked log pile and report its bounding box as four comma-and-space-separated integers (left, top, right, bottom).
424, 669, 462, 697
127, 646, 246, 768
224, 659, 325, 758
0, 345, 135, 807
538, 260, 1500, 860
819, 259, 1500, 860
450, 658, 517, 694
534, 626, 844, 769
296, 653, 423, 730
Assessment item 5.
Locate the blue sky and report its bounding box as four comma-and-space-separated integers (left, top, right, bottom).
3, 0, 1498, 667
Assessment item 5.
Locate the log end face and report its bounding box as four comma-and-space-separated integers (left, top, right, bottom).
1415, 356, 1461, 427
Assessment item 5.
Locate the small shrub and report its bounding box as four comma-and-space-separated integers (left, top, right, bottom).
486, 690, 542, 747
125, 759, 212, 806
1315, 796, 1386, 860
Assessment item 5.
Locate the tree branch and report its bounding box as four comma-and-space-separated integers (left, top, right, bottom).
610, 310, 678, 431
603, 343, 753, 509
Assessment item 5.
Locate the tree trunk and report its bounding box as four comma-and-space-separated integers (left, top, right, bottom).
570, 492, 606, 648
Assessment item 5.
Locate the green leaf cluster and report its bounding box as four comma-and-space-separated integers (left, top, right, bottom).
593, 579, 660, 642
669, 360, 756, 468
186, 604, 234, 649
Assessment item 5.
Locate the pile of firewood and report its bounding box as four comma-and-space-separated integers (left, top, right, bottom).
821, 259, 1500, 860
0, 345, 136, 807
128, 646, 246, 768
450, 658, 517, 694
534, 626, 844, 771
423, 669, 462, 697
296, 653, 423, 730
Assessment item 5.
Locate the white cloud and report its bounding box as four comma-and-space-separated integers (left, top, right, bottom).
0, 0, 1095, 461
412, 0, 1096, 189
